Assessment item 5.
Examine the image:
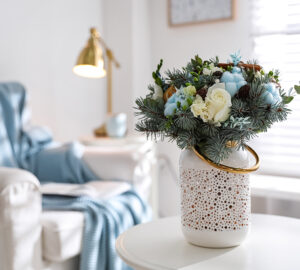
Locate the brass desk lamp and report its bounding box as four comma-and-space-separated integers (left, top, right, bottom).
73, 27, 120, 136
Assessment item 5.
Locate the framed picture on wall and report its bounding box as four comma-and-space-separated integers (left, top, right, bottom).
168, 0, 235, 26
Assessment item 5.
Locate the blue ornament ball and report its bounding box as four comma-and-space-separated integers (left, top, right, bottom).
164, 92, 189, 116
225, 82, 238, 96
220, 71, 232, 83
262, 83, 282, 105
261, 91, 274, 104
221, 71, 247, 97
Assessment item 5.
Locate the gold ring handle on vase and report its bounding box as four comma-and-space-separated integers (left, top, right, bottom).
192, 144, 260, 174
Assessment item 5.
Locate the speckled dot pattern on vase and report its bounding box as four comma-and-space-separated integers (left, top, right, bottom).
180, 167, 250, 232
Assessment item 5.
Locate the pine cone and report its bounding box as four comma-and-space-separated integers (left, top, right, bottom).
236, 85, 250, 99
197, 88, 207, 100
212, 71, 223, 77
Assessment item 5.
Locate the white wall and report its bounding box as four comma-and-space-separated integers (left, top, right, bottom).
102, 0, 152, 133
148, 0, 253, 216
0, 0, 152, 140
0, 0, 253, 216
0, 0, 105, 141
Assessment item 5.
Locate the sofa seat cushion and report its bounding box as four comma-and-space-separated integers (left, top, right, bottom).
41, 210, 84, 262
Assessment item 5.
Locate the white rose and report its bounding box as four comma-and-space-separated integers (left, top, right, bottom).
203, 68, 211, 76
205, 83, 232, 123
153, 84, 163, 100
191, 95, 210, 122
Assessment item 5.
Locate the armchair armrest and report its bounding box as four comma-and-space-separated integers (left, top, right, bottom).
82, 140, 156, 200
0, 167, 42, 270
0, 167, 40, 192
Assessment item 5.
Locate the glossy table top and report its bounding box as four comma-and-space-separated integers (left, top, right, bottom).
116, 214, 300, 270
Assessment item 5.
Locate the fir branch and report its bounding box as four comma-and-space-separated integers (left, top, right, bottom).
199, 135, 231, 164
173, 111, 198, 130
152, 59, 164, 86
209, 56, 219, 65
165, 69, 191, 88
135, 97, 165, 120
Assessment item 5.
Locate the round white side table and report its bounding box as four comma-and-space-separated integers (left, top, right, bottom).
116, 214, 300, 270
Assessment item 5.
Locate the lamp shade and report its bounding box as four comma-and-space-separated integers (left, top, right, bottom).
73, 28, 106, 78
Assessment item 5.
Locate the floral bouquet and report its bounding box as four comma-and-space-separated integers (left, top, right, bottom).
135, 52, 300, 164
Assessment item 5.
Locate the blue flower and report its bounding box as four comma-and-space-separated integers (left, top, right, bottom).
220, 67, 247, 97
261, 83, 282, 105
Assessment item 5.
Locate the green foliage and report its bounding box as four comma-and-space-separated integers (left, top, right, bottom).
280, 83, 300, 104
152, 59, 164, 87
174, 111, 198, 130
294, 85, 300, 94
135, 55, 294, 164
190, 55, 203, 72
209, 56, 219, 65
223, 116, 251, 130
201, 135, 231, 162
165, 68, 190, 88
146, 85, 155, 98
283, 96, 294, 104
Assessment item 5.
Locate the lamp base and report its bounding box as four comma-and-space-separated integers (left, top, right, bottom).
94, 113, 127, 138
94, 123, 107, 137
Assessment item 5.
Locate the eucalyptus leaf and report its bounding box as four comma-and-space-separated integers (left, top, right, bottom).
294, 85, 300, 94
283, 96, 294, 104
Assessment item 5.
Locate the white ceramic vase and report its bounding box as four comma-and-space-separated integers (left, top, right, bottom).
179, 148, 250, 248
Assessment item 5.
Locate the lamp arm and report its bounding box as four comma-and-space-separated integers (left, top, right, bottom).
97, 37, 120, 68
106, 48, 120, 68
95, 36, 120, 115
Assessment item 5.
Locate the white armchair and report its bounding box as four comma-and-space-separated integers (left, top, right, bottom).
0, 139, 155, 270
0, 167, 42, 270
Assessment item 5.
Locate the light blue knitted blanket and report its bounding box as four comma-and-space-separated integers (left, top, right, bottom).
43, 191, 150, 270
0, 82, 96, 183
0, 82, 151, 270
